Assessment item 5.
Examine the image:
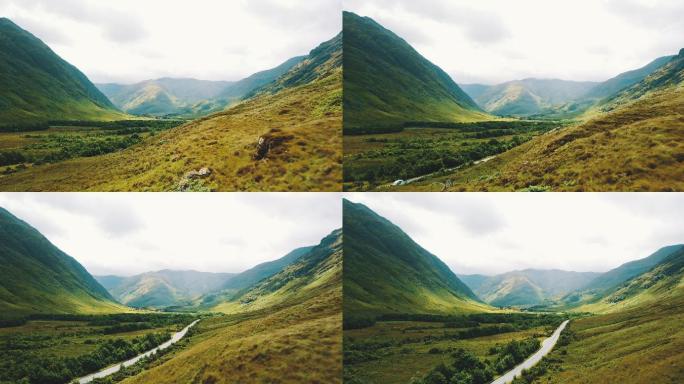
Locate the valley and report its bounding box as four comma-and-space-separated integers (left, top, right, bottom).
0, 202, 342, 383
342, 10, 684, 192
0, 17, 342, 191
343, 198, 684, 384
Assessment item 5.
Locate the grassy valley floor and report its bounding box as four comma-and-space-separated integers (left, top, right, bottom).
120, 284, 342, 384
343, 121, 561, 191
522, 297, 684, 384
343, 313, 565, 384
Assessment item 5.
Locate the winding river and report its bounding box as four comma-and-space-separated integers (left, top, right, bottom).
77, 319, 200, 384
490, 320, 570, 384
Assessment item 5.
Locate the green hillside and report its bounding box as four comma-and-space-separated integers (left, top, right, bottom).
212, 229, 342, 313
460, 269, 600, 307
431, 49, 684, 192
343, 11, 489, 133
199, 245, 314, 307
565, 245, 684, 312
96, 56, 305, 118
0, 207, 125, 318
95, 270, 235, 309
0, 18, 126, 124
343, 199, 490, 316
584, 55, 674, 101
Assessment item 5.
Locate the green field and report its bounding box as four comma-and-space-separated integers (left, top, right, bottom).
344, 313, 566, 384
343, 121, 562, 191
0, 313, 196, 384
0, 120, 183, 175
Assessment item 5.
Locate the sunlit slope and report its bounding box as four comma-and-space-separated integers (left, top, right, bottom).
343, 11, 489, 132
121, 231, 343, 384
343, 199, 491, 316
0, 208, 126, 317
0, 33, 342, 191
433, 50, 684, 191
0, 18, 126, 124
212, 229, 341, 313
573, 246, 684, 314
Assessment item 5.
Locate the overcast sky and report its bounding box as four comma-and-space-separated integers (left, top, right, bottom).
346, 193, 684, 275
344, 0, 684, 84
0, 0, 341, 83
0, 193, 341, 276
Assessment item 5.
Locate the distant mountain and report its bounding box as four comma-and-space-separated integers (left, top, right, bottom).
212, 229, 342, 313
0, 18, 126, 124
569, 245, 684, 313
0, 207, 124, 317
343, 11, 488, 133
439, 49, 684, 191
343, 199, 490, 316
462, 79, 597, 117
95, 270, 235, 309
459, 269, 601, 307
96, 56, 305, 118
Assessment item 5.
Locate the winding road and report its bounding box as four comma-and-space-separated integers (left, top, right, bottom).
77, 319, 200, 384
490, 320, 569, 384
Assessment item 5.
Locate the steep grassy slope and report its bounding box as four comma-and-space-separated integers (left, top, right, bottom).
0, 33, 342, 191
572, 246, 684, 314
343, 199, 490, 316
199, 246, 313, 308
464, 79, 597, 117
96, 270, 235, 309
0, 207, 125, 317
427, 50, 684, 191
213, 229, 341, 313
343, 12, 489, 132
120, 231, 342, 384
97, 57, 305, 118
584, 55, 674, 101
0, 18, 126, 124
460, 270, 601, 307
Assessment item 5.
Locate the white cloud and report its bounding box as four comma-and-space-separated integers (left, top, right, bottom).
0, 193, 341, 276
0, 0, 341, 83
343, 0, 684, 84
345, 193, 684, 275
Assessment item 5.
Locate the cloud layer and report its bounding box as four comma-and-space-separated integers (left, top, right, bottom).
0, 193, 341, 276
0, 0, 341, 83
346, 193, 684, 275
344, 0, 684, 84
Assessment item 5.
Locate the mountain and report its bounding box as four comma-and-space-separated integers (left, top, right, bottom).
343, 199, 490, 316
437, 49, 684, 191
95, 270, 235, 309
0, 32, 343, 191
96, 56, 305, 118
459, 269, 601, 307
583, 55, 675, 101
199, 246, 314, 307
0, 207, 124, 317
343, 11, 489, 133
462, 79, 597, 117
212, 229, 342, 313
566, 245, 684, 315
0, 18, 126, 124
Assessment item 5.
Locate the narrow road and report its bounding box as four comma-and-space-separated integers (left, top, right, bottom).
490, 320, 569, 384
77, 319, 200, 384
